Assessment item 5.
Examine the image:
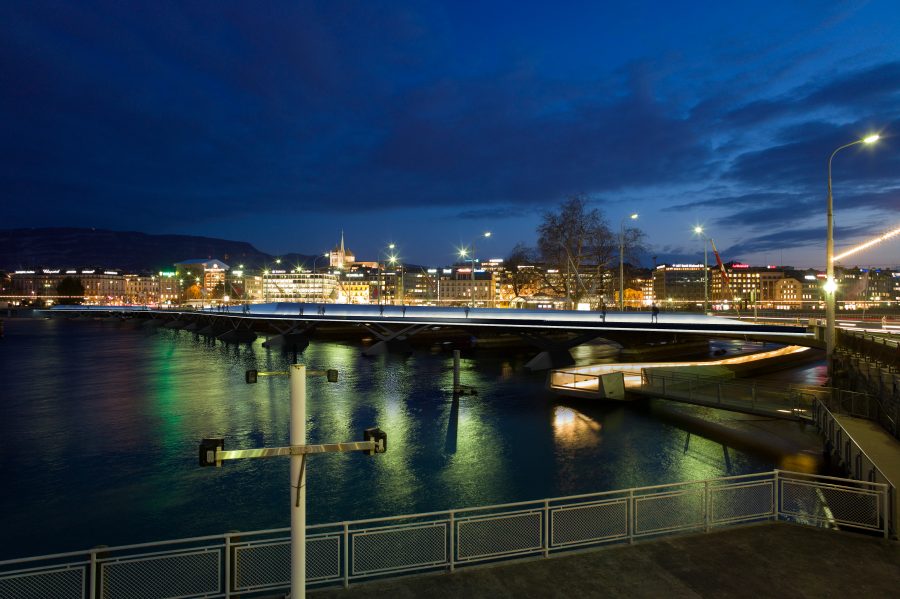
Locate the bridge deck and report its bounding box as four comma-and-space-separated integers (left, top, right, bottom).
48, 303, 812, 338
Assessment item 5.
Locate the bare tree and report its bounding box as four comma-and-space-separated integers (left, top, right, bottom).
505, 243, 543, 300
536, 194, 619, 307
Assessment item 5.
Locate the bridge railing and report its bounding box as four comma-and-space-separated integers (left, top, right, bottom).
638, 369, 816, 419
0, 470, 888, 598
813, 400, 896, 536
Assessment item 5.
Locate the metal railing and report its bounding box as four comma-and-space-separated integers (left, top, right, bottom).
813, 400, 896, 537
0, 470, 888, 598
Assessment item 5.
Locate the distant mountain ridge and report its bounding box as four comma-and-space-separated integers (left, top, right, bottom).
0, 228, 314, 272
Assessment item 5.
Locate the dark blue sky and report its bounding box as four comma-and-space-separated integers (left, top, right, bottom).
2, 1, 898, 267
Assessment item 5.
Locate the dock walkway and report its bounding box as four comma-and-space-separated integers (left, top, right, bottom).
309, 523, 899, 598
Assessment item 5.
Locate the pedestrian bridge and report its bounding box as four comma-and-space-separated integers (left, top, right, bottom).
51, 302, 811, 337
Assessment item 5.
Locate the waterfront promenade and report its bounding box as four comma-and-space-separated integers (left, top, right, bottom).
310, 523, 900, 598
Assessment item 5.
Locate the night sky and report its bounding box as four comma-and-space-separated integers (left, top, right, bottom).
2, 1, 899, 267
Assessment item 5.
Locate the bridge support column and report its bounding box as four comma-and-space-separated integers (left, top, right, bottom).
361, 323, 429, 357
261, 323, 317, 350
519, 331, 601, 371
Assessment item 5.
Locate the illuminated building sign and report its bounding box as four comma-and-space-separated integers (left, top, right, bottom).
732, 263, 749, 269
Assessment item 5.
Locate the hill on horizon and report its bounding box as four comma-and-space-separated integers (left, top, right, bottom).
0, 227, 314, 272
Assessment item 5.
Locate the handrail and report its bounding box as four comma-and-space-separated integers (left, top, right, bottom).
815, 400, 892, 487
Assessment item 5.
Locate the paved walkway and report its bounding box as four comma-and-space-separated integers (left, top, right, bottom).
830, 412, 900, 534
310, 523, 899, 598
833, 413, 900, 487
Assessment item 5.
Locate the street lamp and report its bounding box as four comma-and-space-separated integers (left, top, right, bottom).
825, 133, 880, 377
380, 244, 396, 305
459, 231, 491, 308
694, 226, 709, 313
312, 252, 329, 272
620, 214, 638, 311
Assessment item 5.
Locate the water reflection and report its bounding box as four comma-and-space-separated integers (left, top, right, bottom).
0, 318, 820, 560
553, 406, 602, 449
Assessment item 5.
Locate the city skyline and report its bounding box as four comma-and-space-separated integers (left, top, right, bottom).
2, 2, 899, 268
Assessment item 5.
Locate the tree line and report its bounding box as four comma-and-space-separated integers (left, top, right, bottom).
505, 194, 645, 307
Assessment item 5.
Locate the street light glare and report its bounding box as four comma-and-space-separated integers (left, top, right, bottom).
484, 231, 492, 238
694, 226, 703, 234
823, 278, 837, 294
630, 213, 638, 220
863, 134, 880, 144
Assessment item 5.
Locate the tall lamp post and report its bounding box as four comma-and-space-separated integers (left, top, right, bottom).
381, 244, 396, 305
460, 232, 491, 308
693, 226, 710, 313
619, 214, 638, 311
825, 133, 880, 376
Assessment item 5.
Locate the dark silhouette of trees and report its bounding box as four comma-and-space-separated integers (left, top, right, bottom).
56, 277, 85, 304
535, 194, 645, 307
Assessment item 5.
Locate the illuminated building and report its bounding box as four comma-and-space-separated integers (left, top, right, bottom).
438, 269, 496, 307
329, 232, 356, 269
652, 264, 708, 306
124, 274, 159, 304
174, 259, 229, 299
262, 270, 339, 302
710, 263, 784, 304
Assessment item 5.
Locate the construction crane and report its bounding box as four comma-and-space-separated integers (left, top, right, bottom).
709, 238, 740, 315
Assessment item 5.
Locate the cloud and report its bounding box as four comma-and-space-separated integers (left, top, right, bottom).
723, 223, 874, 256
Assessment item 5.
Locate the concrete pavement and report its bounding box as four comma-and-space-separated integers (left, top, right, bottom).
310, 523, 899, 598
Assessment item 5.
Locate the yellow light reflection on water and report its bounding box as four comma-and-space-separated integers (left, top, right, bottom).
552, 406, 602, 449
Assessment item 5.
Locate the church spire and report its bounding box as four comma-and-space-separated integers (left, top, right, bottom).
340, 230, 345, 254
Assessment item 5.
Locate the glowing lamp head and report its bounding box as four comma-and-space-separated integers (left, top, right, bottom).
484, 231, 492, 238
863, 134, 880, 144
823, 278, 838, 294
630, 213, 638, 220
388, 243, 395, 250
694, 226, 703, 235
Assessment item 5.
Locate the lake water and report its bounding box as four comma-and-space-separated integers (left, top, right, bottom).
0, 317, 811, 559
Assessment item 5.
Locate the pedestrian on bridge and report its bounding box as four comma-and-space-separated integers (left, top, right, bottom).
600, 302, 607, 323
651, 303, 659, 323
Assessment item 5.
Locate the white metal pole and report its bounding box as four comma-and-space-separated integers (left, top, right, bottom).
471, 241, 476, 308
619, 222, 625, 311
290, 364, 307, 599
704, 242, 708, 313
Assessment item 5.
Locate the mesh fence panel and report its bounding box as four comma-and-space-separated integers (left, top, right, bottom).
234, 536, 339, 589
0, 566, 85, 599
710, 482, 773, 523
551, 500, 627, 546
781, 480, 881, 530
352, 524, 446, 575
234, 540, 289, 590
101, 550, 219, 599
635, 490, 704, 535
308, 536, 341, 581
457, 512, 542, 560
